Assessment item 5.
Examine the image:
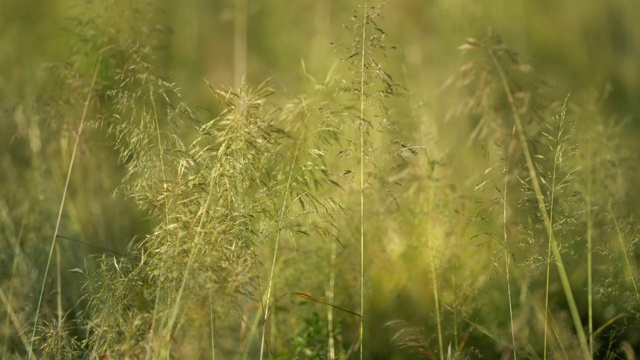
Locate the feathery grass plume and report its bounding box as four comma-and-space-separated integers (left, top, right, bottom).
146, 82, 283, 356
524, 97, 583, 358
29, 54, 102, 360
332, 3, 404, 357
444, 30, 546, 357
62, 3, 262, 356
76, 4, 351, 353
34, 316, 81, 360
386, 320, 437, 360
450, 31, 545, 151
5, 1, 640, 359
445, 30, 609, 358
244, 60, 387, 357
77, 253, 154, 358
89, 75, 282, 356
100, 57, 348, 356
255, 79, 349, 358
0, 2, 161, 356
445, 38, 547, 351
575, 88, 640, 355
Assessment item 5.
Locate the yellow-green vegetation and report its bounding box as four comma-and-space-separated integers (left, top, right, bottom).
2, 1, 639, 359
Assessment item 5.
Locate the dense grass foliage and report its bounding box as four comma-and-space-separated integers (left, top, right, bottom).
2, 1, 640, 359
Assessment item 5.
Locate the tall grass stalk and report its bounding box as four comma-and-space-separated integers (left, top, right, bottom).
586, 166, 593, 358
164, 149, 226, 354
260, 144, 301, 359
487, 47, 590, 358
541, 97, 571, 360
233, 0, 247, 88
143, 68, 171, 358
0, 287, 31, 355
358, 3, 367, 360
502, 128, 517, 360
327, 240, 337, 360
147, 61, 174, 359
55, 243, 62, 325
28, 56, 101, 360
609, 207, 640, 302
210, 293, 216, 360
428, 213, 444, 360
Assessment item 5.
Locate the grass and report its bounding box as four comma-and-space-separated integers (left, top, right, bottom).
1, 1, 640, 359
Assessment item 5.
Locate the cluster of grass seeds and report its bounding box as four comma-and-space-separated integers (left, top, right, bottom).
76, 14, 355, 359
97, 66, 301, 357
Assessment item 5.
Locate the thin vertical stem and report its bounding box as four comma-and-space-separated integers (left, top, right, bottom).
426, 184, 444, 360
487, 48, 590, 358
29, 56, 102, 360
0, 286, 31, 355
586, 167, 593, 358
147, 57, 170, 355
56, 243, 62, 325
210, 292, 216, 360
430, 249, 444, 360
233, 0, 247, 88
358, 3, 367, 360
260, 144, 300, 359
503, 128, 517, 360
327, 240, 337, 360
609, 207, 640, 301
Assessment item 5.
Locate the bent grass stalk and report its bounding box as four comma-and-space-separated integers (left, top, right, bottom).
28, 56, 102, 360
487, 47, 590, 358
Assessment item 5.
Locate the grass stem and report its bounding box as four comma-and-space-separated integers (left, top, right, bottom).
260, 144, 300, 359
487, 48, 590, 358
358, 3, 367, 360
503, 127, 517, 360
28, 56, 102, 360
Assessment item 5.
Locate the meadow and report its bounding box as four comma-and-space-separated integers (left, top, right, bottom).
1, 1, 640, 359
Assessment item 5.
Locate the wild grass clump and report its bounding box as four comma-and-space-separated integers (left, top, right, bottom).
384, 30, 640, 359
80, 16, 353, 356
2, 1, 639, 359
